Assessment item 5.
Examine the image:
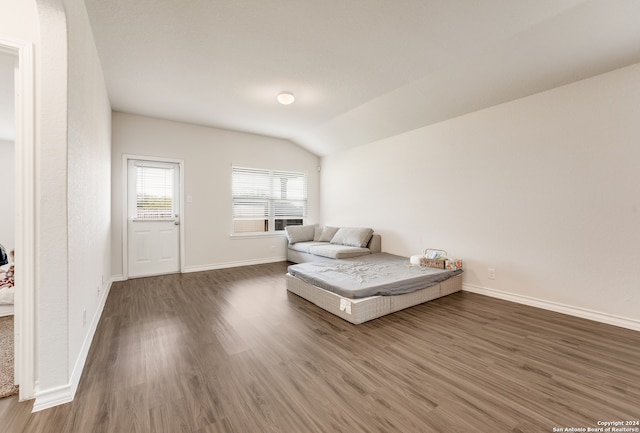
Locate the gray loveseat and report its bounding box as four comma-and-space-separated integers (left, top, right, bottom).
285, 225, 381, 263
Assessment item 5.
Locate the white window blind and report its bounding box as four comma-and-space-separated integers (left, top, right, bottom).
135, 165, 175, 220
232, 166, 307, 233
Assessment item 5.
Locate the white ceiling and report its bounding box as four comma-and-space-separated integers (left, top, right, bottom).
83, 0, 640, 156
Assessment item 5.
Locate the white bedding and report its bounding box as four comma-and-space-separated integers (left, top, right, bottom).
0, 286, 14, 305
0, 263, 14, 309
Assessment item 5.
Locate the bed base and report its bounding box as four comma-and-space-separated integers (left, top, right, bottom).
285, 273, 462, 324
0, 304, 14, 317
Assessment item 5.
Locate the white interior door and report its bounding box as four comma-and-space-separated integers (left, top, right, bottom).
127, 159, 180, 278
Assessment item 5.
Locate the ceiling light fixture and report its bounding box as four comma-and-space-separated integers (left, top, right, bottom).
277, 91, 295, 105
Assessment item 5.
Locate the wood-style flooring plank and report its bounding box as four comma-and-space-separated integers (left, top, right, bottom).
1, 261, 639, 432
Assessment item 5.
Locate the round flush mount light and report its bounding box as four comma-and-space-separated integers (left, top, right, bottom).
277, 91, 295, 105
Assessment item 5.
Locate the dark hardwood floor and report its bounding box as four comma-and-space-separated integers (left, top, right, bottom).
1, 261, 639, 432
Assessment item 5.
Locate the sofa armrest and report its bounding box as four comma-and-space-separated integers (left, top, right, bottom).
368, 234, 381, 253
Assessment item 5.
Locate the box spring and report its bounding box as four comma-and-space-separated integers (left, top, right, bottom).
286, 273, 462, 324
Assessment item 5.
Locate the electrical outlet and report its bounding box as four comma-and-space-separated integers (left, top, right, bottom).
83, 309, 87, 327
488, 268, 496, 280
97, 284, 100, 296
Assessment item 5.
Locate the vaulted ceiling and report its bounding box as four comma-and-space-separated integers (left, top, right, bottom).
84, 0, 640, 156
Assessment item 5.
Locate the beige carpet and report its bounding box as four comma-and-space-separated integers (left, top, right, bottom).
0, 315, 18, 399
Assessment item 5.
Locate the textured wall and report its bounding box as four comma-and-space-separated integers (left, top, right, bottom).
0, 0, 112, 405
321, 63, 640, 328
64, 0, 112, 392
34, 0, 71, 396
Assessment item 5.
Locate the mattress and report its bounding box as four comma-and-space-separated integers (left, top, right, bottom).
287, 253, 462, 299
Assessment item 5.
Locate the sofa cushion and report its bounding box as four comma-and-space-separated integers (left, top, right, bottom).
330, 227, 374, 248
285, 225, 316, 244
288, 241, 327, 254
308, 244, 372, 259
318, 226, 339, 242
313, 227, 323, 241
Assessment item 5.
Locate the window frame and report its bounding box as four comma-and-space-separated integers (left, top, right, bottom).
231, 166, 307, 236
132, 163, 178, 222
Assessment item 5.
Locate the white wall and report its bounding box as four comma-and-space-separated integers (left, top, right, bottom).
321, 63, 640, 329
0, 140, 14, 252
64, 0, 112, 398
111, 112, 320, 276
33, 0, 71, 396
1, 0, 111, 408
0, 0, 65, 399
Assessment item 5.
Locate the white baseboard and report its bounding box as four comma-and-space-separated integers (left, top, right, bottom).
183, 256, 287, 274
32, 276, 115, 412
462, 283, 640, 332
32, 383, 73, 412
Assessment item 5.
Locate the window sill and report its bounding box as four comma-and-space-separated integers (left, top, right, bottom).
229, 233, 287, 240
132, 219, 174, 222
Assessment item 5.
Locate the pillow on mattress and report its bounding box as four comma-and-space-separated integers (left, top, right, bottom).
330, 227, 374, 248
285, 225, 316, 244
318, 226, 339, 242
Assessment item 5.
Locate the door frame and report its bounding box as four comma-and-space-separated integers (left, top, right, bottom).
121, 154, 185, 279
0, 36, 36, 401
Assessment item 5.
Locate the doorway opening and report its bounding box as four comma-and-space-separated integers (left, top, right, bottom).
0, 36, 36, 402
